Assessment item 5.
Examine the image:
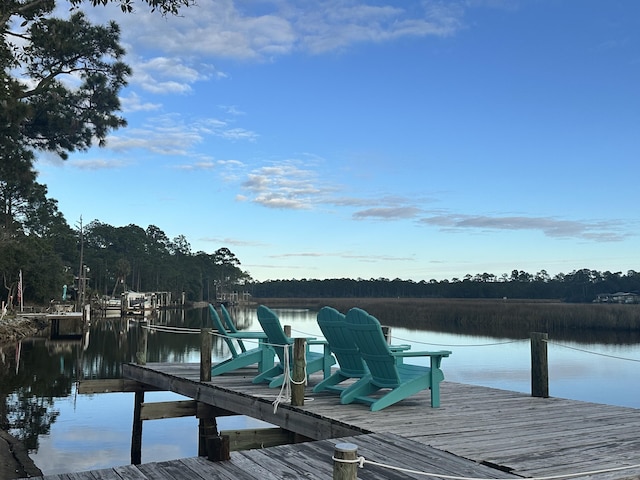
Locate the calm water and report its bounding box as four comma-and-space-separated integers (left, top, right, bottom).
2, 305, 639, 475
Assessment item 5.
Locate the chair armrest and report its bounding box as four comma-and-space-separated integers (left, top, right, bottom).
393, 350, 451, 369
227, 332, 268, 340
393, 350, 451, 358
389, 344, 411, 352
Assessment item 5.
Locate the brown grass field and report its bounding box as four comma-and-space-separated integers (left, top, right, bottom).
253, 297, 640, 344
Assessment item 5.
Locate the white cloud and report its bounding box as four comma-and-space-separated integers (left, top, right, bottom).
419, 214, 628, 242
104, 114, 258, 156
240, 161, 331, 209
119, 92, 162, 112
353, 206, 423, 220
81, 1, 468, 62
69, 159, 127, 170
127, 55, 218, 94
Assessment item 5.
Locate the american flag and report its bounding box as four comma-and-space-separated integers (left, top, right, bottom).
17, 270, 23, 301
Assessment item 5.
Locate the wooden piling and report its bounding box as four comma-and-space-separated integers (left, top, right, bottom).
291, 338, 306, 406
136, 320, 148, 365
199, 327, 215, 455
198, 417, 219, 457
381, 325, 391, 344
333, 442, 358, 480
206, 435, 230, 462
200, 328, 212, 382
531, 332, 549, 398
131, 390, 144, 465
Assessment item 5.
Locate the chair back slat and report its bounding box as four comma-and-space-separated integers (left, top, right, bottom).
208, 304, 239, 358
219, 304, 246, 352
317, 306, 365, 377
346, 308, 400, 388
256, 305, 292, 363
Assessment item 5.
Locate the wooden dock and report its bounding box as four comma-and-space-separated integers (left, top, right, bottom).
25, 362, 640, 479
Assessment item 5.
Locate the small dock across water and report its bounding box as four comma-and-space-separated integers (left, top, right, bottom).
26, 362, 640, 480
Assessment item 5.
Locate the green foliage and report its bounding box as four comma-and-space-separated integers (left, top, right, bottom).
249, 270, 640, 303
81, 222, 250, 303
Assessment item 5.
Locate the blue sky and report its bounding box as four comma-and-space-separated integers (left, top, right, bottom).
36, 1, 639, 282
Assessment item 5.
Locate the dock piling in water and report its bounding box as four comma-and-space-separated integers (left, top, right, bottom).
530, 332, 549, 398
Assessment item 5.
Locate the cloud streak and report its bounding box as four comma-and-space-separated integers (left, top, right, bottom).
105, 114, 258, 155
419, 214, 628, 242
231, 159, 629, 243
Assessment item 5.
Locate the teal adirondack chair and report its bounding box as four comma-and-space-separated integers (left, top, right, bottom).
252, 305, 336, 388
341, 307, 451, 411
313, 306, 411, 394
207, 304, 274, 377
219, 304, 246, 352
313, 306, 365, 394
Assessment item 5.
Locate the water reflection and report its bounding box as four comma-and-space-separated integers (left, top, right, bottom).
0, 304, 638, 475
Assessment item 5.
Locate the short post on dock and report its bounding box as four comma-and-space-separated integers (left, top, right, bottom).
530, 332, 549, 398
333, 442, 359, 480
291, 338, 306, 406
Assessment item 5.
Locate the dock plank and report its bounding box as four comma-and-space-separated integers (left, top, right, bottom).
119, 362, 640, 480
24, 362, 640, 480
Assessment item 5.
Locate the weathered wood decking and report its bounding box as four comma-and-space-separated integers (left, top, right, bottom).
24, 432, 520, 479
27, 362, 640, 479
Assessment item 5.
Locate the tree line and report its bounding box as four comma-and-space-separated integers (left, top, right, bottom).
1, 217, 250, 308
248, 269, 640, 303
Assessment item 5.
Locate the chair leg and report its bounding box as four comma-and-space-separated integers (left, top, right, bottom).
340, 376, 377, 405
313, 372, 347, 393
211, 358, 235, 376
258, 346, 275, 374
252, 365, 282, 384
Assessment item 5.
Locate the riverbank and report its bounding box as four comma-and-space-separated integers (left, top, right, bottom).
0, 431, 42, 479
0, 316, 48, 346
1, 315, 48, 479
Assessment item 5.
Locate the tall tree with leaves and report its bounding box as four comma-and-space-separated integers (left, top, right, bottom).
1, 0, 194, 304
1, 0, 194, 216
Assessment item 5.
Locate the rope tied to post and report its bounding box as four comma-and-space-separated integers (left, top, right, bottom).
271, 339, 308, 413
332, 454, 640, 480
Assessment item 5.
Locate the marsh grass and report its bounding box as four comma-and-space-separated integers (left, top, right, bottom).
255, 298, 640, 344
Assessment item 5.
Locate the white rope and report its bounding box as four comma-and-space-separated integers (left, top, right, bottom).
332, 455, 640, 480
142, 324, 200, 334
392, 334, 528, 348
206, 329, 267, 349
272, 341, 308, 413
545, 340, 640, 363
272, 343, 292, 413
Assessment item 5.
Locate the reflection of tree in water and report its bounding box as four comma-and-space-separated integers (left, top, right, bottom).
0, 309, 211, 454
6, 390, 60, 451
1, 341, 71, 452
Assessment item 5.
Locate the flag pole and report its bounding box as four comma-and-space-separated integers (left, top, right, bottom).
18, 270, 23, 312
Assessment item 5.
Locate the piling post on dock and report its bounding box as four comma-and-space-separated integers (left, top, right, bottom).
131, 324, 148, 464
131, 390, 144, 464
291, 338, 306, 406
198, 327, 222, 457
381, 325, 391, 344
333, 442, 359, 479
136, 320, 148, 365
531, 332, 549, 398
200, 328, 212, 382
